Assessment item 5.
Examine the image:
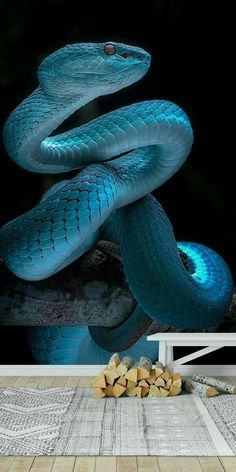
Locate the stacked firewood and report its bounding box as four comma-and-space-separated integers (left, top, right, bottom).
92, 353, 182, 398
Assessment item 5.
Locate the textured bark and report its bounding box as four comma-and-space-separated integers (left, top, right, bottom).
116, 356, 134, 376
0, 244, 235, 332
0, 248, 135, 326
135, 356, 152, 371
133, 356, 152, 379
192, 375, 236, 394
107, 353, 120, 369
182, 378, 219, 397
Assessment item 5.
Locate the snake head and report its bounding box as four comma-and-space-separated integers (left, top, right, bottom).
37, 42, 151, 98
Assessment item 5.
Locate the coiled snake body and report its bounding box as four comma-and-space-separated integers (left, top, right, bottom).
0, 42, 233, 363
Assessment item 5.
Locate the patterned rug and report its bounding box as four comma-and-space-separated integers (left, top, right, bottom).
0, 387, 75, 455
0, 387, 235, 456
203, 394, 236, 455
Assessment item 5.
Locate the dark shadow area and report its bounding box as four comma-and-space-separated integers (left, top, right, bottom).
0, 327, 35, 364
174, 346, 236, 365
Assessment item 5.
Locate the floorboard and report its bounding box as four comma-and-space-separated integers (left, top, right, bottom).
78, 376, 94, 387
37, 377, 55, 388
24, 377, 43, 388
220, 457, 236, 472
95, 457, 116, 472
12, 377, 32, 388
157, 457, 181, 472
30, 457, 55, 471
73, 456, 96, 472
137, 457, 159, 471
51, 377, 69, 387
177, 457, 203, 472
0, 457, 15, 471
8, 457, 34, 472
51, 457, 75, 472
199, 457, 225, 471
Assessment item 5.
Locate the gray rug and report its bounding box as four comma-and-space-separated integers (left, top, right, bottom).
203, 394, 236, 455
0, 387, 74, 455
0, 387, 235, 456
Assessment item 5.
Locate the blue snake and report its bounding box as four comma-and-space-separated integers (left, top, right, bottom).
0, 42, 233, 364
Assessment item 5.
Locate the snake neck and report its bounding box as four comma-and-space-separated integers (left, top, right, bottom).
3, 87, 94, 173
4, 84, 194, 185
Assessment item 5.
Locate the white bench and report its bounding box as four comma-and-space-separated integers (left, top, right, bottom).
147, 333, 236, 374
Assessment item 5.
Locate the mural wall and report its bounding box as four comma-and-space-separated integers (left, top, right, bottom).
0, 1, 235, 365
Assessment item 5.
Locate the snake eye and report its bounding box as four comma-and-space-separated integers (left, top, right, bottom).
104, 43, 116, 55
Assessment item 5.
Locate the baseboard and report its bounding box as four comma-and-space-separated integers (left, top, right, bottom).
0, 364, 236, 376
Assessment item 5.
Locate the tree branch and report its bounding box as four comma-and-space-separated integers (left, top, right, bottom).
0, 245, 235, 334
0, 248, 135, 326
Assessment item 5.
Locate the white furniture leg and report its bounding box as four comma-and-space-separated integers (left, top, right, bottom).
166, 346, 174, 363
158, 340, 167, 365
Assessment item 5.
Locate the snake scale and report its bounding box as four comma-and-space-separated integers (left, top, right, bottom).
0, 42, 233, 364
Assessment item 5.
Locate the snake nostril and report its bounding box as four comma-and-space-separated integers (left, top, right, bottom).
121, 52, 131, 59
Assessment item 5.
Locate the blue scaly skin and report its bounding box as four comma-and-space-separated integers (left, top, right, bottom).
27, 326, 159, 365
0, 42, 233, 363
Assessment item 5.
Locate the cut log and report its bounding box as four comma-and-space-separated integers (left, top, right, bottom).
146, 368, 158, 384
154, 377, 165, 387
126, 387, 136, 397
116, 376, 127, 387
155, 361, 164, 376
127, 379, 137, 389
92, 372, 107, 389
107, 353, 120, 370
182, 378, 219, 398
172, 379, 182, 388
161, 369, 170, 382
169, 385, 181, 396
141, 386, 150, 397
192, 375, 236, 394
159, 387, 169, 397
172, 380, 182, 388
172, 372, 181, 383
149, 385, 161, 397
133, 356, 152, 380
138, 379, 149, 387
92, 359, 183, 398
124, 368, 138, 383
126, 386, 140, 397
116, 356, 133, 376
104, 369, 119, 386
165, 378, 172, 390
104, 385, 115, 397
136, 387, 142, 398
113, 383, 126, 398
93, 388, 106, 398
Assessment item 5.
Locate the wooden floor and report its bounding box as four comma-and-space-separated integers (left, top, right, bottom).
0, 376, 236, 472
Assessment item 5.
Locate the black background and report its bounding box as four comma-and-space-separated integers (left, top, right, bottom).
0, 0, 235, 364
